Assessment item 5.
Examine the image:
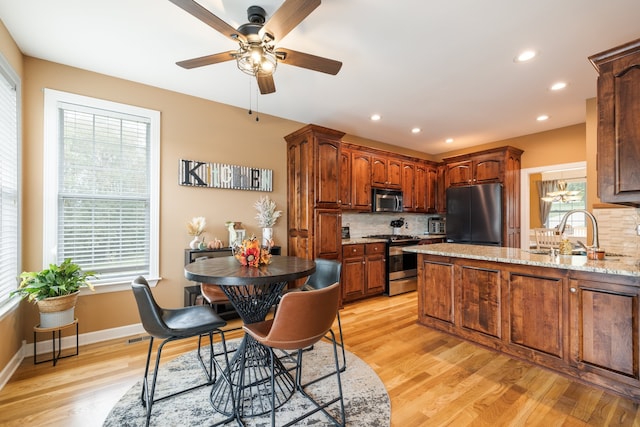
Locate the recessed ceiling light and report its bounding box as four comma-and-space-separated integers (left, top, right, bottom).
411, 127, 421, 134
445, 138, 454, 144
550, 82, 567, 91
515, 49, 537, 63
537, 114, 549, 121
370, 114, 381, 121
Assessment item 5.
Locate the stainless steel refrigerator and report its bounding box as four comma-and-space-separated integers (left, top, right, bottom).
446, 183, 502, 246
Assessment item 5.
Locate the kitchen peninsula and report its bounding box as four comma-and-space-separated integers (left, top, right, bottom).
405, 243, 640, 401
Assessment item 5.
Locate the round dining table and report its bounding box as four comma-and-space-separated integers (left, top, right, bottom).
184, 255, 316, 420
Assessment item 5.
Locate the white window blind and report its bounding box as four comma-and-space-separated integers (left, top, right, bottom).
44, 90, 159, 287
0, 58, 19, 309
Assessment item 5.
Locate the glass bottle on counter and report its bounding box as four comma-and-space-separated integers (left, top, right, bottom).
559, 234, 573, 255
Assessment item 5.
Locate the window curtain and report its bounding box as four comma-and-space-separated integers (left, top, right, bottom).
537, 179, 557, 227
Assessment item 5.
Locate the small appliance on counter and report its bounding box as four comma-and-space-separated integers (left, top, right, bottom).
427, 216, 446, 235
341, 226, 351, 239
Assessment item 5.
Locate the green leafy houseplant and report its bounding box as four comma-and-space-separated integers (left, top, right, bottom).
12, 258, 97, 303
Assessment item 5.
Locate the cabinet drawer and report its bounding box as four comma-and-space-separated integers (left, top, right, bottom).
343, 244, 365, 257
366, 243, 386, 255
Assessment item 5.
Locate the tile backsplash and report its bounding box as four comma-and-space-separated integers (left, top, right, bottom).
593, 207, 640, 256
342, 212, 441, 237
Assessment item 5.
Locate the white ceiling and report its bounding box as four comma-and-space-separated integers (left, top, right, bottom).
1, 0, 639, 155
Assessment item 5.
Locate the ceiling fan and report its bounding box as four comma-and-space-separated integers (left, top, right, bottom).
168, 0, 343, 94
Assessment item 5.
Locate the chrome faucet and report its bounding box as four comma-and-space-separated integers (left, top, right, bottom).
557, 209, 600, 249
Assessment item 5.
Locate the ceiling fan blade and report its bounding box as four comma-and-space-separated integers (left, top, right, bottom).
261, 0, 321, 41
168, 0, 246, 43
276, 48, 342, 75
257, 74, 276, 94
176, 51, 236, 69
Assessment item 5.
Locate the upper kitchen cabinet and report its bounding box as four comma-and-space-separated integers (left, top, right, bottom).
371, 154, 402, 188
401, 161, 415, 211
285, 125, 345, 261
341, 143, 372, 212
415, 161, 439, 213
590, 38, 640, 205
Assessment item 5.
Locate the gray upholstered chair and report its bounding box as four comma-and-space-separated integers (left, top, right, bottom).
131, 276, 236, 427
244, 282, 345, 427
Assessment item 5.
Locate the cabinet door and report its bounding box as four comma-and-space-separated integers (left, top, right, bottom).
508, 272, 563, 358
402, 162, 415, 211
342, 245, 365, 301
447, 161, 472, 186
387, 158, 402, 188
425, 165, 438, 213
460, 265, 502, 338
365, 243, 386, 295
569, 279, 640, 382
315, 137, 341, 208
314, 209, 341, 260
474, 156, 503, 184
414, 163, 428, 212
592, 42, 640, 204
351, 151, 372, 211
418, 257, 455, 325
340, 148, 351, 209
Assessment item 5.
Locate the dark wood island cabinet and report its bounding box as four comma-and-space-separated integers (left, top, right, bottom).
408, 243, 640, 401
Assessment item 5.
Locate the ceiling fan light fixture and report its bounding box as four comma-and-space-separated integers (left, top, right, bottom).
236, 44, 278, 76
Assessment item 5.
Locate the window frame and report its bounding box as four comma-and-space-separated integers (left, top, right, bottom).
43, 89, 160, 292
0, 53, 21, 319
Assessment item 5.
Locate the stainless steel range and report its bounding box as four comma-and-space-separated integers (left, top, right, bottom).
365, 234, 421, 296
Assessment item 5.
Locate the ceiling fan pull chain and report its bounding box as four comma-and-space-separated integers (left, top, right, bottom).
255, 87, 260, 122
248, 78, 253, 115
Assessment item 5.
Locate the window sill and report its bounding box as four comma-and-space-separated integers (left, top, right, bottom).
0, 298, 20, 322
80, 276, 162, 295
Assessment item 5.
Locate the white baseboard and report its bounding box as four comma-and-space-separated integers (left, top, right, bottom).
0, 322, 146, 392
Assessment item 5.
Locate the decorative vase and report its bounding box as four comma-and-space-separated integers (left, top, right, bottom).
36, 291, 79, 328
262, 227, 273, 247
189, 235, 201, 249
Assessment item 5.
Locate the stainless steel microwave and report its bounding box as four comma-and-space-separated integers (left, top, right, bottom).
372, 188, 403, 212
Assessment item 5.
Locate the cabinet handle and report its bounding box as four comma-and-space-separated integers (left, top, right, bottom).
570, 287, 577, 293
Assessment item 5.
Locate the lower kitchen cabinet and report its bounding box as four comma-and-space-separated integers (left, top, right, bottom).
569, 276, 640, 389
342, 243, 386, 302
417, 253, 640, 401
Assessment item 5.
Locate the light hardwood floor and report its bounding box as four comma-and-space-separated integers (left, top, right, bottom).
1, 292, 639, 426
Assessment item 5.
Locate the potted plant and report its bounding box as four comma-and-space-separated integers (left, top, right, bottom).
11, 258, 97, 328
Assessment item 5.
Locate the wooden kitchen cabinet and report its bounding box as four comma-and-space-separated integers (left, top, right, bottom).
350, 150, 373, 211
459, 264, 502, 339
401, 161, 415, 211
508, 271, 564, 359
371, 154, 402, 188
418, 256, 455, 326
339, 146, 351, 210
446, 152, 503, 186
285, 124, 345, 261
341, 242, 386, 302
414, 162, 438, 213
569, 275, 640, 388
590, 38, 640, 205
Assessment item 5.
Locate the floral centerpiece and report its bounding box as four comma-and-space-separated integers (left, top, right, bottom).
254, 196, 282, 246
187, 216, 206, 249
233, 236, 272, 267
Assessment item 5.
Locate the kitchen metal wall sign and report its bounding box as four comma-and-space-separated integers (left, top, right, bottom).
179, 159, 273, 192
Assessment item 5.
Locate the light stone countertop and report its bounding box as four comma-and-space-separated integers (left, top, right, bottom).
341, 238, 388, 245
403, 243, 640, 278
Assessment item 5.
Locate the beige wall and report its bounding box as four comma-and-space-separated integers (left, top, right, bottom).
19, 57, 304, 340
0, 21, 600, 373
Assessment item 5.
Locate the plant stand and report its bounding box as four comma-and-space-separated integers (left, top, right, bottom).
33, 319, 79, 366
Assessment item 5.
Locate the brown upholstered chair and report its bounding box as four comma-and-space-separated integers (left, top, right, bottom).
244, 282, 345, 427
283, 258, 345, 373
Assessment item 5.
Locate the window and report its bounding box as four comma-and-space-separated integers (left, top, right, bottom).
0, 55, 20, 314
546, 179, 587, 236
44, 90, 159, 289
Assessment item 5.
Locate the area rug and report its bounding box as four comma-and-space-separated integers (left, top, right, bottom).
104, 339, 390, 426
